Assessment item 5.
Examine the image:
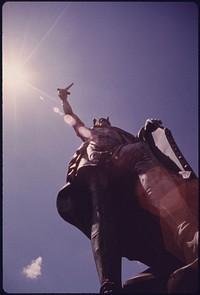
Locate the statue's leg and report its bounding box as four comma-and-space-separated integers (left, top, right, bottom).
113, 142, 198, 266
85, 169, 122, 293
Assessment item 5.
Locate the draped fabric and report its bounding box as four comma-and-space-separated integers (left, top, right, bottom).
56, 121, 198, 270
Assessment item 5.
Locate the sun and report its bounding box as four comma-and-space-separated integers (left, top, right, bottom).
3, 56, 31, 93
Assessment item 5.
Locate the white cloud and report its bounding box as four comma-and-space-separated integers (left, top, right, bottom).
22, 256, 43, 279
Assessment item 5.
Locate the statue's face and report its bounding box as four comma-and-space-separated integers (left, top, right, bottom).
93, 117, 111, 127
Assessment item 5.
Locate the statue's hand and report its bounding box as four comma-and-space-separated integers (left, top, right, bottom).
57, 88, 70, 101
144, 118, 163, 131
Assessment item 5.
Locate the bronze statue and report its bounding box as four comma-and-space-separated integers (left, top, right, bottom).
56, 86, 198, 293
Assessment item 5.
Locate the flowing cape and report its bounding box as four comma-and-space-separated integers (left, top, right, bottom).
56, 122, 198, 242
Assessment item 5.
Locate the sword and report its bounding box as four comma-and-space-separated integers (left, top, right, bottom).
57, 83, 74, 94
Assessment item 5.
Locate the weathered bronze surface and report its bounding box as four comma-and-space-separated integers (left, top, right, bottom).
57, 88, 198, 293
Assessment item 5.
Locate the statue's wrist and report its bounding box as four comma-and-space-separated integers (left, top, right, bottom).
61, 98, 67, 103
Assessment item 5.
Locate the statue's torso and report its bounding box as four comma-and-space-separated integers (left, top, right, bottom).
89, 127, 126, 151
79, 126, 134, 167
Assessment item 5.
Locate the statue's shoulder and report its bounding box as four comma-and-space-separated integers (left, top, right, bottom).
111, 126, 136, 141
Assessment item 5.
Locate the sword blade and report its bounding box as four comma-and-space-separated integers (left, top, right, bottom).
57, 83, 74, 92
65, 83, 74, 91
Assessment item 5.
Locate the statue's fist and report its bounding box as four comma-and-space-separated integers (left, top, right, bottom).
57, 88, 70, 101
144, 118, 162, 131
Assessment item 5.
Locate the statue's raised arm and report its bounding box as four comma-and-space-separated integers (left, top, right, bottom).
57, 86, 91, 142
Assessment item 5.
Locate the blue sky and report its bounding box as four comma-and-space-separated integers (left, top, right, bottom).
2, 1, 198, 293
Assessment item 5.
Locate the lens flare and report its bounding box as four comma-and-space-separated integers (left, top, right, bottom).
64, 115, 77, 126
53, 107, 60, 113
78, 126, 92, 139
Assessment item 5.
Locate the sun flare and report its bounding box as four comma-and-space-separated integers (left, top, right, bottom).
3, 57, 30, 92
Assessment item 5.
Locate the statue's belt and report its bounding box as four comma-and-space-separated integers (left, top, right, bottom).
88, 150, 114, 163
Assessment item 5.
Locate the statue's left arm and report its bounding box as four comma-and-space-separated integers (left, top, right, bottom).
137, 118, 163, 140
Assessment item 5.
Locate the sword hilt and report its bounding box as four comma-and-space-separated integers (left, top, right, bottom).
57, 88, 70, 95
57, 82, 74, 93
